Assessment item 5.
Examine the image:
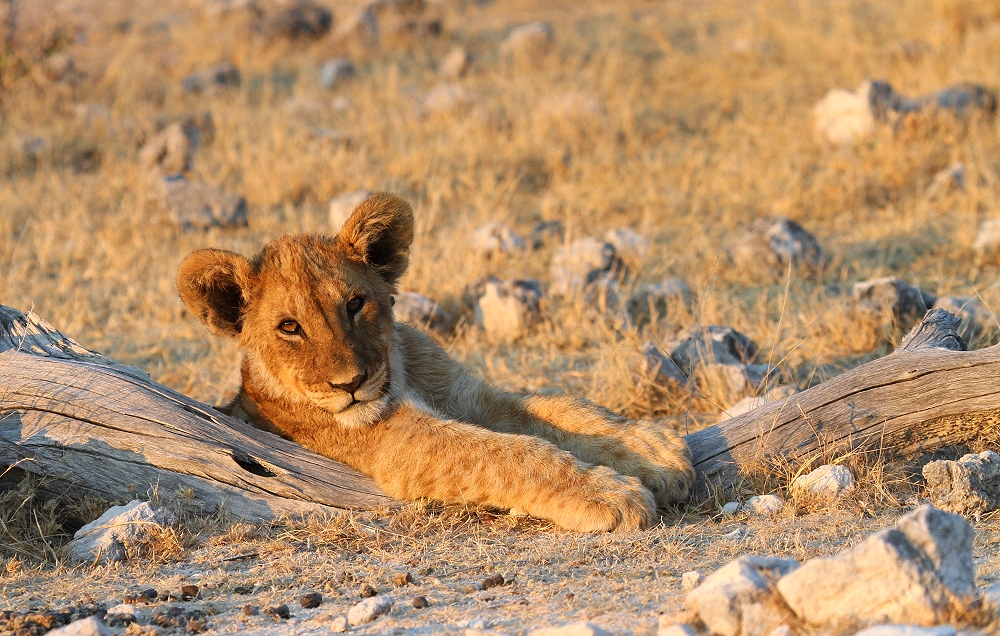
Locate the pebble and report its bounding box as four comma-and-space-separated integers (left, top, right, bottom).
743, 494, 785, 517
241, 605, 259, 616
265, 605, 290, 621
393, 572, 414, 587
180, 585, 199, 601
790, 464, 856, 503
347, 595, 392, 626
412, 596, 429, 609
46, 617, 111, 636
299, 592, 322, 609
330, 614, 350, 632
359, 583, 378, 598
721, 501, 742, 516
481, 574, 505, 589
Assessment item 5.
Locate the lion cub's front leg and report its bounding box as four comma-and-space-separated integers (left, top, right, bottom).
338, 403, 657, 533
499, 394, 694, 508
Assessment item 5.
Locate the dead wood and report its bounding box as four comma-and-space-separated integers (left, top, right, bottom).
688, 308, 998, 497
0, 305, 392, 521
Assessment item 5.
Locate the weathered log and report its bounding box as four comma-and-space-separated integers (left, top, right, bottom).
0, 305, 393, 520
689, 308, 996, 497
1, 303, 996, 516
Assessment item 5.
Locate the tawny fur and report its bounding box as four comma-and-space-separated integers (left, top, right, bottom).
177, 192, 694, 532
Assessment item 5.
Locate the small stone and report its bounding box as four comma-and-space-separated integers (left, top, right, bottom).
813, 81, 876, 144
530, 220, 564, 249
681, 571, 702, 591
180, 585, 199, 600
392, 572, 413, 587
852, 626, 956, 636
642, 343, 689, 390
776, 505, 975, 626
319, 58, 356, 90
347, 595, 392, 626
729, 216, 823, 279
440, 46, 471, 79
528, 623, 612, 636
550, 237, 624, 296
264, 604, 290, 621
686, 555, 799, 636
603, 228, 649, 265
393, 291, 453, 335
628, 279, 694, 327
241, 605, 259, 616
330, 614, 350, 632
329, 190, 372, 231
160, 176, 248, 231
45, 617, 112, 636
359, 584, 378, 598
743, 494, 784, 517
139, 121, 200, 177
470, 222, 527, 258
666, 326, 758, 375
851, 277, 936, 331
412, 595, 429, 609
233, 585, 254, 595
923, 450, 1000, 517
299, 591, 323, 609
721, 502, 742, 517
182, 62, 240, 93
790, 465, 856, 503
474, 278, 543, 342
501, 22, 554, 67
67, 500, 177, 564
481, 574, 505, 589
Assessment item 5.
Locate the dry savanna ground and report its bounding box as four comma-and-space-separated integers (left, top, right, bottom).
3, 0, 1000, 633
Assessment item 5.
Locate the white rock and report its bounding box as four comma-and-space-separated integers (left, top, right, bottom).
852, 626, 956, 636
319, 58, 356, 90
105, 604, 137, 618
743, 494, 784, 517
628, 278, 693, 327
460, 618, 490, 629
923, 450, 1000, 517
851, 276, 936, 331
604, 228, 649, 264
721, 502, 742, 517
686, 555, 799, 636
47, 617, 112, 636
721, 527, 749, 542
549, 237, 620, 296
657, 624, 696, 636
440, 46, 471, 79
527, 623, 612, 636
667, 326, 758, 375
974, 218, 1000, 263
813, 81, 875, 144
729, 216, 823, 279
330, 614, 350, 632
347, 595, 392, 626
470, 222, 527, 258
701, 363, 781, 403
67, 500, 177, 563
500, 21, 553, 66
790, 465, 856, 502
139, 121, 200, 176
474, 278, 542, 342
642, 342, 689, 389
776, 505, 974, 626
681, 570, 702, 590
329, 190, 372, 231
160, 176, 247, 231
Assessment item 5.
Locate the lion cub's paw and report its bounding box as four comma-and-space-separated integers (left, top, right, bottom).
553, 467, 656, 533
624, 422, 695, 507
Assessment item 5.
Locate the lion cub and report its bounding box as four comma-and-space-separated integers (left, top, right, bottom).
178, 193, 693, 532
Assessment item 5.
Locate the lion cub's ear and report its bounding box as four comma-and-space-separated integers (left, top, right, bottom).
337, 192, 414, 286
177, 249, 253, 338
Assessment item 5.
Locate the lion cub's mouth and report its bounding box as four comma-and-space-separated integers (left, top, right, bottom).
305, 362, 391, 426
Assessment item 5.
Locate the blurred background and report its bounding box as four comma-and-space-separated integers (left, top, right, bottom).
2, 0, 1000, 431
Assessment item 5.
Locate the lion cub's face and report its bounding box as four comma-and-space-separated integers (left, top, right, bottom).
177, 193, 414, 427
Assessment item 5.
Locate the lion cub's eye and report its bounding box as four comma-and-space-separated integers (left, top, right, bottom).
278, 320, 302, 335
346, 296, 365, 315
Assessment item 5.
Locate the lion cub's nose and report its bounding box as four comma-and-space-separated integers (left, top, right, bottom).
330, 371, 367, 396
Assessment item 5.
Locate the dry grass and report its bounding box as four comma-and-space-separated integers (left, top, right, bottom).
3, 0, 1000, 632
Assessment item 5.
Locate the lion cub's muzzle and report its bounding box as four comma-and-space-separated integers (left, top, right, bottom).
306, 362, 390, 415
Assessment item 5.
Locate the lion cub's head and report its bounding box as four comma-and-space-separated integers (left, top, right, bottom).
177, 193, 413, 428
